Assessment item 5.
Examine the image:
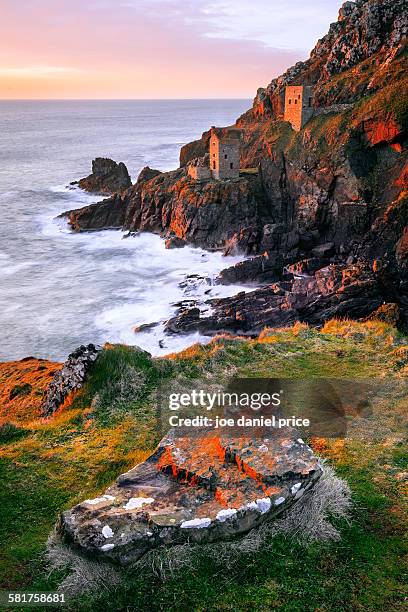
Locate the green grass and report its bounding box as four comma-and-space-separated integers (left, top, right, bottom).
0, 321, 407, 610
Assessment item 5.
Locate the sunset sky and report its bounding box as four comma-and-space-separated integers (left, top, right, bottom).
0, 0, 344, 99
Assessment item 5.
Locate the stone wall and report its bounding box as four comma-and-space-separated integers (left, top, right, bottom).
188, 164, 212, 181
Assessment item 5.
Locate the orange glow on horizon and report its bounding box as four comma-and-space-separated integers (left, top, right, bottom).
0, 1, 344, 99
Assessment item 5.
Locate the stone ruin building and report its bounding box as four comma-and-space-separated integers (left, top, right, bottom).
188, 126, 242, 181
284, 85, 315, 132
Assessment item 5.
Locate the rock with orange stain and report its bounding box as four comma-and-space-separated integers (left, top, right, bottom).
362, 117, 403, 149
65, 164, 267, 255
59, 427, 322, 565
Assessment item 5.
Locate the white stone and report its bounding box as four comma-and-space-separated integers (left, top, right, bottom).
102, 525, 114, 539
146, 531, 153, 536
243, 501, 259, 511
100, 543, 115, 551
274, 496, 286, 506
216, 509, 237, 522
291, 483, 302, 495
256, 498, 272, 514
84, 496, 107, 505
297, 438, 304, 444
124, 497, 155, 510
241, 498, 271, 514
180, 517, 212, 529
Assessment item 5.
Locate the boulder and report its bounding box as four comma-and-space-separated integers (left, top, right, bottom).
58, 428, 322, 565
286, 258, 330, 276
78, 158, 132, 194
217, 252, 283, 285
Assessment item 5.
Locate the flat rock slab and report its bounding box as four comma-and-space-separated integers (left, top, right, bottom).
59, 428, 322, 565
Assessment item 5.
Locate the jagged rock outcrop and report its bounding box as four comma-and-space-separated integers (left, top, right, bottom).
43, 344, 100, 416
66, 167, 269, 253
77, 158, 132, 194
62, 192, 129, 232
217, 252, 284, 285
166, 261, 392, 336
136, 166, 162, 185
59, 428, 322, 565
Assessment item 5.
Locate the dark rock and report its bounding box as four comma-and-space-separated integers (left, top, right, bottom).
312, 243, 335, 258
58, 427, 322, 565
133, 322, 160, 333
166, 307, 201, 334
136, 166, 162, 185
122, 231, 139, 239
165, 235, 187, 249
62, 193, 128, 232
218, 252, 283, 285
78, 158, 131, 194
165, 262, 388, 337
42, 344, 100, 416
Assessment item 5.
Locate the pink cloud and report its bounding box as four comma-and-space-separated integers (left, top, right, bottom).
0, 0, 311, 98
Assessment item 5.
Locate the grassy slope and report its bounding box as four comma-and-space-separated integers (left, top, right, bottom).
0, 320, 407, 611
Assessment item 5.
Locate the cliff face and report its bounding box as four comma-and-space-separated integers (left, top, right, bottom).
67, 167, 270, 253
229, 0, 408, 282
244, 0, 407, 120
64, 0, 407, 329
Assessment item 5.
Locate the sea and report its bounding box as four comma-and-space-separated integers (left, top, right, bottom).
0, 99, 251, 361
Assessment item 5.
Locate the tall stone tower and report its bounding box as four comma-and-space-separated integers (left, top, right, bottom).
209, 127, 241, 180
284, 86, 315, 132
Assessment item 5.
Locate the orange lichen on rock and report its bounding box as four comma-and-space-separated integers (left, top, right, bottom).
361, 117, 402, 148
59, 426, 322, 565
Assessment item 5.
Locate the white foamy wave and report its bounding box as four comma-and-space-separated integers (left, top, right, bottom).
38, 205, 250, 356
50, 183, 102, 204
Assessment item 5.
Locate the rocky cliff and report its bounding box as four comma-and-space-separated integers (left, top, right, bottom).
63, 0, 408, 332
66, 166, 270, 253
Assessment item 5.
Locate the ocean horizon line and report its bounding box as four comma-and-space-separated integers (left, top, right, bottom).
0, 97, 252, 102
